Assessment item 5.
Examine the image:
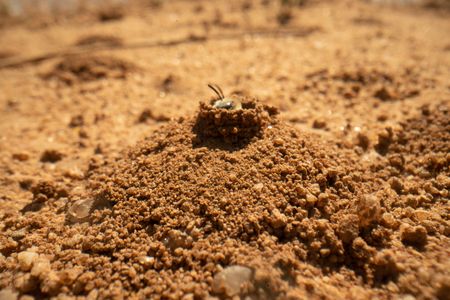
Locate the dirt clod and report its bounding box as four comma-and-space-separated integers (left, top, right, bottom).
40, 149, 64, 163
44, 55, 137, 84
75, 34, 123, 48
400, 224, 428, 247
69, 115, 84, 127
97, 7, 124, 22
138, 109, 170, 123
277, 9, 293, 26
336, 214, 360, 244
12, 152, 30, 161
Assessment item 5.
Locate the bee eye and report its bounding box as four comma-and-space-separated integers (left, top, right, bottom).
224, 102, 234, 109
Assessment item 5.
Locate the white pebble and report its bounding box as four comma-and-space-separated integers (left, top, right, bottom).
212, 265, 253, 297
138, 256, 155, 267
253, 183, 264, 191
67, 199, 93, 221
17, 251, 39, 271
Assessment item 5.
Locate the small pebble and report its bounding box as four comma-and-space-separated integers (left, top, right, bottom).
252, 183, 264, 191
12, 153, 30, 161
138, 256, 155, 268
312, 119, 327, 129
67, 199, 94, 222
273, 138, 284, 146
17, 251, 39, 271
212, 265, 253, 297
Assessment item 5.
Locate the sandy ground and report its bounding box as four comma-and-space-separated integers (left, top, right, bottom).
0, 0, 449, 299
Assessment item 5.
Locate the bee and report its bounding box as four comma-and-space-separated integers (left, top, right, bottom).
208, 84, 242, 110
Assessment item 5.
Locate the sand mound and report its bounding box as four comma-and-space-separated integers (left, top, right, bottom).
43, 55, 136, 84
78, 100, 368, 298
0, 101, 448, 299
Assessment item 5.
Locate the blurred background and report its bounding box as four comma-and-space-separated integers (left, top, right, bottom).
1, 0, 128, 16
1, 0, 448, 18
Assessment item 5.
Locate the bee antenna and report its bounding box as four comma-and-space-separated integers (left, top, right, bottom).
208, 84, 224, 99
215, 84, 225, 99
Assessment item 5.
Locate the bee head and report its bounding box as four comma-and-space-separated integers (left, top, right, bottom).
208, 84, 242, 111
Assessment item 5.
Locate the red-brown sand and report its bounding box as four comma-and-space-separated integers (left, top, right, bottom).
0, 0, 449, 299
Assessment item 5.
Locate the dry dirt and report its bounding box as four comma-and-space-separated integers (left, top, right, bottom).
0, 0, 449, 299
